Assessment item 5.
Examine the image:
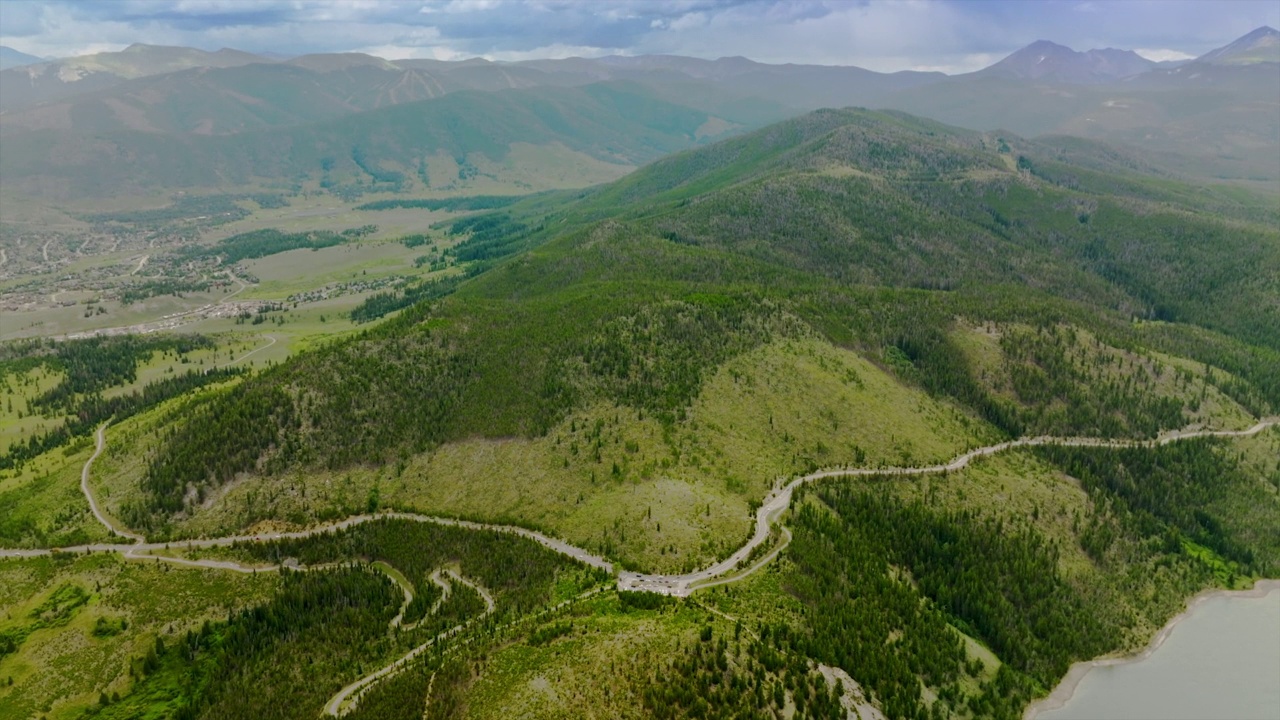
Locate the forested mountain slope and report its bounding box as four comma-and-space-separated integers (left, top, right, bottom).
0, 81, 777, 199
114, 108, 1280, 537
6, 106, 1280, 720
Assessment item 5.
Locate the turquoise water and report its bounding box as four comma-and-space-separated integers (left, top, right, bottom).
1041, 587, 1280, 720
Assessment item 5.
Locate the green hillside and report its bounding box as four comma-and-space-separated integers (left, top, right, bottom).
113, 108, 1279, 533
4, 107, 1279, 720
0, 81, 788, 199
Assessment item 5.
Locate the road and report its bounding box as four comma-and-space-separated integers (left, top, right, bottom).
616, 418, 1280, 595
218, 274, 248, 303
15, 418, 1276, 596
79, 424, 145, 543
1, 416, 1274, 714
323, 569, 496, 717
220, 334, 277, 368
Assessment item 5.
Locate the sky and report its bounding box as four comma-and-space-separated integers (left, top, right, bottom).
1, 0, 1277, 74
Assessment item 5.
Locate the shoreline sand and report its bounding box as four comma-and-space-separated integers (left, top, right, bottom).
1023, 577, 1280, 720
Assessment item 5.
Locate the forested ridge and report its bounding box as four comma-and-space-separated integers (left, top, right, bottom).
76, 518, 601, 720
772, 436, 1280, 720
8, 106, 1280, 720
1035, 439, 1280, 575
236, 518, 609, 616
85, 567, 402, 720
122, 108, 1278, 530
0, 335, 238, 470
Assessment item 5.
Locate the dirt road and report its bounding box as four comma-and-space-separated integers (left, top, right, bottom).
324, 570, 496, 716
616, 418, 1279, 595
8, 418, 1276, 598
80, 424, 145, 543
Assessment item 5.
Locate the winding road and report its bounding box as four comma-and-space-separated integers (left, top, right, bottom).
79, 424, 145, 543
324, 569, 496, 717
617, 418, 1280, 595
1, 417, 1275, 716
6, 419, 1276, 592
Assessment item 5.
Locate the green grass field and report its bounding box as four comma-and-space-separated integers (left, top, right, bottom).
0, 553, 276, 720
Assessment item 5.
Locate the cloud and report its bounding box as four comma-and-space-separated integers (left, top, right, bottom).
1134, 48, 1197, 63
1, 0, 1276, 72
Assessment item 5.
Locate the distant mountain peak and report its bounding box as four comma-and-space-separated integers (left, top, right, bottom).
0, 45, 45, 70
1197, 25, 1280, 65
979, 40, 1154, 83
1024, 39, 1071, 51
1238, 25, 1278, 41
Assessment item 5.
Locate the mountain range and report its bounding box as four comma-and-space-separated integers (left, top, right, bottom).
2, 21, 1280, 720
80, 103, 1280, 720
972, 41, 1160, 84
0, 26, 1276, 201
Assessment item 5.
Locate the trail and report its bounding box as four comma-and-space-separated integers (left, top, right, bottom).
2, 511, 617, 574
378, 561, 416, 630
41, 239, 51, 263
218, 274, 248, 303
694, 597, 884, 720
220, 334, 276, 368
130, 254, 148, 275
0, 248, 7, 267
80, 424, 145, 543
324, 570, 496, 717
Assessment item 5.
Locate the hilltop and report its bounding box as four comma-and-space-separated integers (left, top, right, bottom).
92, 108, 1277, 548
1197, 25, 1280, 65
0, 45, 44, 70
974, 40, 1155, 84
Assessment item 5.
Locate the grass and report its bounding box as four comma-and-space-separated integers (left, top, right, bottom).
460, 592, 707, 719
0, 365, 68, 454
162, 337, 986, 573
949, 322, 1259, 432
1, 291, 228, 343
0, 434, 110, 548
0, 553, 276, 720
237, 238, 451, 299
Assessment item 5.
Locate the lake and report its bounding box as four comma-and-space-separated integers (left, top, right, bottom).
1031, 582, 1280, 720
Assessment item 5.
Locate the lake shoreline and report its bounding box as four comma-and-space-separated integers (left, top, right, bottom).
1022, 577, 1280, 720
